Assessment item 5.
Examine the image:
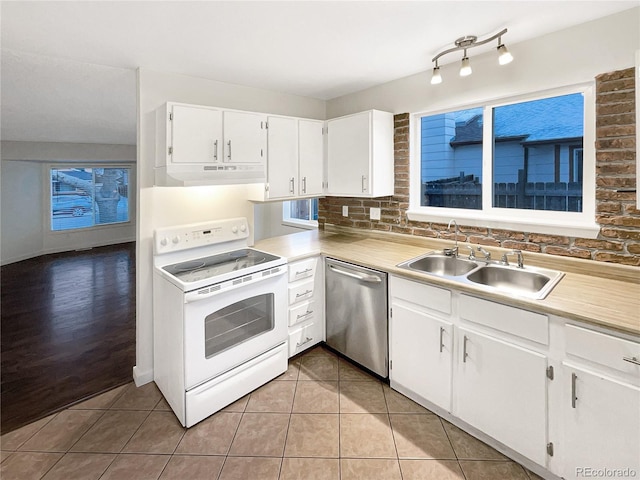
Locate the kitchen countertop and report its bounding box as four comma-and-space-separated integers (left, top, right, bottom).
255, 226, 640, 337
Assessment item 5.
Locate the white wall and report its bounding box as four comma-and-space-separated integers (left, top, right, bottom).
326, 8, 640, 117
1, 141, 137, 265
135, 69, 326, 385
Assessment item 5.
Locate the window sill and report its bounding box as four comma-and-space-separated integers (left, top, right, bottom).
282, 220, 318, 230
406, 210, 600, 239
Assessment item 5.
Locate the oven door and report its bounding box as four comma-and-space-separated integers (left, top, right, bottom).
183, 266, 287, 390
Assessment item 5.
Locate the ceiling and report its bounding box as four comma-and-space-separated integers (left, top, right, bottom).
1, 1, 637, 145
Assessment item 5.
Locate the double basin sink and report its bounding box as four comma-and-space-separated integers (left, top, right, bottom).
397, 252, 564, 300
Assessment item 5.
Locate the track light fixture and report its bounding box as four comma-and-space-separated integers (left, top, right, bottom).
430, 28, 513, 84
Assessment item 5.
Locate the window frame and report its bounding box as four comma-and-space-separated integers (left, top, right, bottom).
48, 164, 132, 233
407, 83, 599, 238
281, 198, 318, 230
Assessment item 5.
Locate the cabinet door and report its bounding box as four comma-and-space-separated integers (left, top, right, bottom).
456, 328, 548, 465
298, 119, 324, 196
223, 111, 266, 165
390, 302, 452, 411
171, 105, 222, 164
267, 116, 298, 199
326, 112, 370, 195
561, 364, 640, 480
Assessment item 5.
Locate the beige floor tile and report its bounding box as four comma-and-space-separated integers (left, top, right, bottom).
0, 451, 63, 480
159, 455, 225, 480
153, 398, 172, 411
526, 468, 546, 479
219, 456, 281, 480
459, 460, 530, 480
0, 414, 56, 451
70, 410, 149, 453
391, 414, 456, 459
300, 346, 337, 358
340, 382, 387, 414
383, 385, 433, 414
442, 421, 508, 460
110, 382, 163, 410
19, 410, 103, 452
228, 413, 290, 457
122, 411, 185, 454
280, 457, 340, 480
292, 381, 339, 413
175, 412, 242, 455
100, 453, 170, 480
399, 459, 465, 480
41, 452, 115, 480
339, 358, 378, 382
222, 395, 249, 413
245, 380, 296, 413
277, 359, 301, 381
284, 414, 339, 457
340, 413, 396, 458
70, 384, 128, 410
341, 458, 402, 480
1, 451, 12, 463
299, 355, 339, 381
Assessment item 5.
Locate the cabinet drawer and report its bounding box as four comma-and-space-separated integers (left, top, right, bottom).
288, 279, 314, 305
390, 276, 451, 315
566, 324, 640, 376
289, 321, 320, 356
289, 300, 317, 327
459, 295, 548, 345
288, 257, 317, 282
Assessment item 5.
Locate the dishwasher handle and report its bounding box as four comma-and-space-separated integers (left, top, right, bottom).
328, 264, 382, 283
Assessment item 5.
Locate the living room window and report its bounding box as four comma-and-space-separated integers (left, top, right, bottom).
50, 167, 131, 231
408, 86, 598, 237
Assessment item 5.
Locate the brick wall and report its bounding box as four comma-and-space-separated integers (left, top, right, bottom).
318, 67, 639, 266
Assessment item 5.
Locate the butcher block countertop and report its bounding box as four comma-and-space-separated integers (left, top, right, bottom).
255, 226, 640, 337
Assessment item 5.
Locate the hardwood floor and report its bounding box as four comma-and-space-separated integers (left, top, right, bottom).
1, 242, 136, 434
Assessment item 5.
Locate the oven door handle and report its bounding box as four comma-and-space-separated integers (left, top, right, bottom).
184, 266, 287, 303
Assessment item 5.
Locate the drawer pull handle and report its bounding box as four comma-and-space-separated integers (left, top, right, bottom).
213, 140, 218, 161
623, 356, 640, 366
296, 310, 313, 320
571, 372, 578, 408
462, 335, 469, 363
439, 327, 445, 353
295, 290, 312, 298
295, 268, 313, 276
296, 336, 313, 348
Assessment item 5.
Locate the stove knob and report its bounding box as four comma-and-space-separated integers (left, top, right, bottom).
160, 237, 168, 247
231, 226, 238, 234
172, 236, 180, 245
240, 224, 247, 232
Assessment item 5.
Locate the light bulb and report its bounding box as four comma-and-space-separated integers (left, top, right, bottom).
497, 44, 513, 65
430, 66, 442, 85
459, 56, 472, 77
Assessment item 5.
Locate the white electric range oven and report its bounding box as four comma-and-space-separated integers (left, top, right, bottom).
152, 218, 288, 427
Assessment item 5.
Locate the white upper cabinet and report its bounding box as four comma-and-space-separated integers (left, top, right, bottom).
266, 116, 299, 199
222, 111, 267, 166
298, 119, 324, 197
326, 110, 394, 198
170, 104, 222, 164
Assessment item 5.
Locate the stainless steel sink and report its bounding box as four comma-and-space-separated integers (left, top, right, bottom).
397, 251, 564, 300
398, 253, 478, 277
466, 264, 564, 299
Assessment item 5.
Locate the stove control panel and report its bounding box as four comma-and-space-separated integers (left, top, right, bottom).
154, 218, 250, 254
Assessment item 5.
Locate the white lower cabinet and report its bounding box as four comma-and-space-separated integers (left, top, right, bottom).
287, 256, 324, 357
455, 327, 548, 466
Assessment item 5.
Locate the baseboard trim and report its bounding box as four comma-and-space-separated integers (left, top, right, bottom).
132, 366, 154, 387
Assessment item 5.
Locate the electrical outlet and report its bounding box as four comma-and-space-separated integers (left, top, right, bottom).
370, 207, 381, 221
342, 206, 349, 217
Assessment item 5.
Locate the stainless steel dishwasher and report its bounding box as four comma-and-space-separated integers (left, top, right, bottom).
325, 258, 388, 378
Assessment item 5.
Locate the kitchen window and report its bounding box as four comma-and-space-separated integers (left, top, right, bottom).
408, 85, 598, 238
50, 166, 130, 231
282, 198, 318, 229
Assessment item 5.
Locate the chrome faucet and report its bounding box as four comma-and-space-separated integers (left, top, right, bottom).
446, 219, 459, 257
466, 244, 476, 260
502, 249, 525, 268
477, 246, 492, 261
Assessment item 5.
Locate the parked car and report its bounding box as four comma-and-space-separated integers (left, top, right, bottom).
52, 193, 93, 217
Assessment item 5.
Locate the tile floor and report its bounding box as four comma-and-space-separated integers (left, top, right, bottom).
0, 346, 544, 480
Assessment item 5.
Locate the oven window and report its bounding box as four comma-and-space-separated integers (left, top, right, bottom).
204, 293, 274, 358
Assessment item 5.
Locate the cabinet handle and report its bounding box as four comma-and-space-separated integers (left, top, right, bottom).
295, 289, 313, 298
623, 356, 640, 365
213, 140, 218, 161
571, 372, 578, 408
439, 327, 445, 353
462, 335, 469, 363
296, 336, 313, 348
302, 176, 307, 194
226, 140, 232, 162
289, 177, 295, 194
295, 268, 313, 277
296, 310, 314, 320
361, 175, 367, 192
